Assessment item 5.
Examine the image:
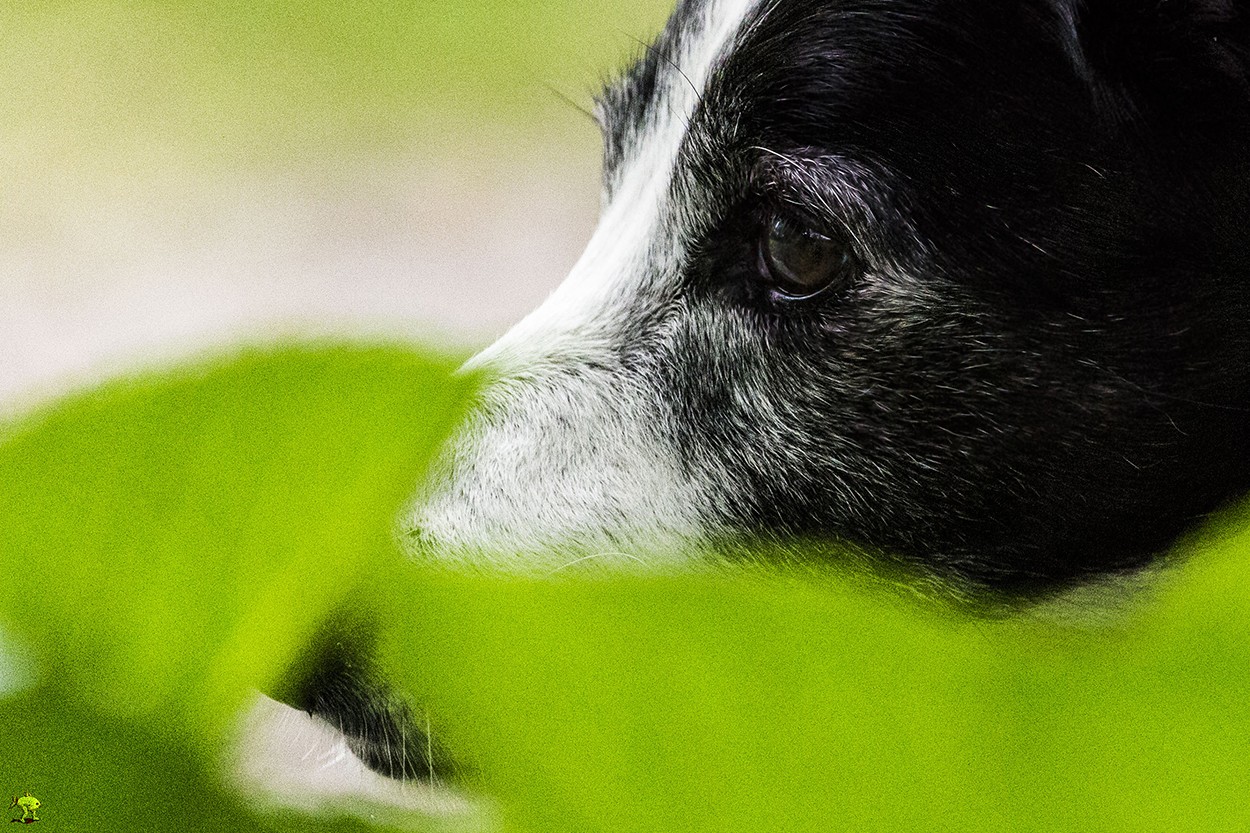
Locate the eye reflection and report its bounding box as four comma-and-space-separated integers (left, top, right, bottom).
758, 214, 856, 300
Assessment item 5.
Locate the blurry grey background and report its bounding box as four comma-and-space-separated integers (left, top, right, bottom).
1, 1, 670, 411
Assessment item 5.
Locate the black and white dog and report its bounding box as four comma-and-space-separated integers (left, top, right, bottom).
298, 0, 1250, 787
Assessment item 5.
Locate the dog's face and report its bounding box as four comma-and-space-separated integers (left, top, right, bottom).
411, 0, 1250, 594
287, 0, 1250, 794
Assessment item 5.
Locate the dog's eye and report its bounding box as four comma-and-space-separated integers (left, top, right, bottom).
757, 214, 856, 300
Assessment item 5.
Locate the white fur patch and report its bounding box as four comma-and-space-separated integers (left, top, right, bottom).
469, 0, 763, 375
410, 0, 763, 567
230, 695, 486, 826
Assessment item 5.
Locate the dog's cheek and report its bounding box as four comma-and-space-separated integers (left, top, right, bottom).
651, 284, 1175, 587
405, 363, 723, 569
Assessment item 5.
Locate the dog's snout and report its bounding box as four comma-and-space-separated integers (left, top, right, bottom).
406, 354, 717, 570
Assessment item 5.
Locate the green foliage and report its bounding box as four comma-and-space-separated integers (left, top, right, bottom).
377, 511, 1250, 833
2, 340, 1250, 832
0, 343, 475, 831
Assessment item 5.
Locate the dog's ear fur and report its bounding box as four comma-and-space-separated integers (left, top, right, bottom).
1048, 0, 1250, 125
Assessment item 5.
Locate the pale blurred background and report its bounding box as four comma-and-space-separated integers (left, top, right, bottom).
0, 0, 672, 413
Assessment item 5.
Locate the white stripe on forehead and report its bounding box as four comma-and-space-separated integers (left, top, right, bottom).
469, 0, 762, 373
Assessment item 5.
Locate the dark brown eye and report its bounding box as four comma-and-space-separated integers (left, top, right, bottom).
757, 214, 857, 300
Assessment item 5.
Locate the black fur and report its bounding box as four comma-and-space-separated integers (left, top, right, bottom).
286, 615, 455, 781
602, 0, 1250, 591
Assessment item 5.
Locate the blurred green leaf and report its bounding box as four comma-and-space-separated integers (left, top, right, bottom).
0, 686, 255, 833
377, 506, 1250, 833
0, 342, 475, 830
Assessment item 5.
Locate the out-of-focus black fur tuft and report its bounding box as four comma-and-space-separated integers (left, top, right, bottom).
287, 618, 455, 782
